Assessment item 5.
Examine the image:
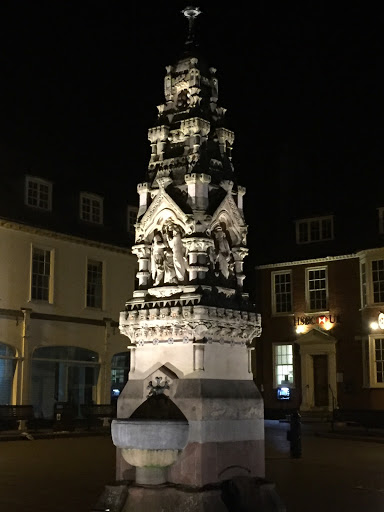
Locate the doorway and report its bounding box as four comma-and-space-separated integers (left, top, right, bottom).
313, 355, 328, 406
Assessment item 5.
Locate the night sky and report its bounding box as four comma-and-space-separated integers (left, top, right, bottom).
0, 2, 382, 267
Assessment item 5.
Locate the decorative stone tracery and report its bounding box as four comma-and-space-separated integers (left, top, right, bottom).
120, 8, 261, 348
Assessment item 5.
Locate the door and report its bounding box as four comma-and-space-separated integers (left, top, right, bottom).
313, 355, 328, 406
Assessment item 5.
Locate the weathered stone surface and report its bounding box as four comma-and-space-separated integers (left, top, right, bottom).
92, 484, 128, 512
98, 478, 286, 512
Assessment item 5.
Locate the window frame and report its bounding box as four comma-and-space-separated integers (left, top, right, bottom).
29, 245, 55, 303
272, 343, 294, 389
271, 270, 293, 315
305, 266, 328, 313
85, 258, 104, 310
367, 336, 384, 388
371, 258, 384, 305
295, 216, 334, 245
25, 175, 52, 211
79, 192, 103, 225
360, 259, 367, 308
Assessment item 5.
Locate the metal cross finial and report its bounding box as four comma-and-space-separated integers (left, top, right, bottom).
182, 6, 202, 46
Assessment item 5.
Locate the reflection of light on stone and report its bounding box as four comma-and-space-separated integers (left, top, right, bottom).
370, 321, 379, 330
296, 325, 306, 334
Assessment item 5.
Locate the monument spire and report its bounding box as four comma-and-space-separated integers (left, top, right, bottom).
182, 6, 201, 47
110, 7, 267, 509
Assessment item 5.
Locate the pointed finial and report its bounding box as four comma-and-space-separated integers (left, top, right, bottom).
182, 6, 201, 46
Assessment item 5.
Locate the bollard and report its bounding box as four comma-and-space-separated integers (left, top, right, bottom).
287, 410, 302, 458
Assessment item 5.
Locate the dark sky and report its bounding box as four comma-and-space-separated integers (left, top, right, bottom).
0, 2, 382, 257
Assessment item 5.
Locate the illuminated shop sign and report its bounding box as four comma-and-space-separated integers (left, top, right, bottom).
370, 312, 384, 330
293, 315, 341, 327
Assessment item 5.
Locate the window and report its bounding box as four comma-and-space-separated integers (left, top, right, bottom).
273, 344, 294, 388
111, 352, 130, 400
296, 216, 333, 244
31, 247, 53, 302
272, 271, 292, 314
366, 337, 384, 388
127, 206, 138, 234
80, 193, 103, 224
86, 260, 103, 308
0, 343, 17, 404
306, 267, 328, 311
372, 260, 384, 303
25, 176, 52, 211
31, 346, 99, 418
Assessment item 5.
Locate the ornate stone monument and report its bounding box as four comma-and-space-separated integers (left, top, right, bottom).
99, 7, 285, 512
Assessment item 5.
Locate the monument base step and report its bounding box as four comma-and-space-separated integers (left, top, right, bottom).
93, 477, 286, 512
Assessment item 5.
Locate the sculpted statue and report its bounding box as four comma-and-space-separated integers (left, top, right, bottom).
212, 225, 234, 279
150, 222, 187, 286
151, 232, 166, 286
164, 223, 187, 282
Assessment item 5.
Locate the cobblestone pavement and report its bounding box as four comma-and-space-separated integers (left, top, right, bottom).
0, 422, 384, 511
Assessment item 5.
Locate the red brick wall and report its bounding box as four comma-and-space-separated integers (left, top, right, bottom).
254, 257, 382, 413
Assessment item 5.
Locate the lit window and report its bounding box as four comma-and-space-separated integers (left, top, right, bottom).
25, 176, 52, 211
86, 260, 103, 308
272, 271, 292, 314
273, 344, 294, 388
366, 337, 384, 388
127, 206, 138, 234
306, 267, 328, 311
296, 216, 333, 244
80, 193, 103, 224
31, 247, 53, 302
372, 260, 384, 303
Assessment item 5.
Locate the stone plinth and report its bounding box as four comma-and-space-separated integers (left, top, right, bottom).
116, 379, 265, 487
94, 477, 286, 512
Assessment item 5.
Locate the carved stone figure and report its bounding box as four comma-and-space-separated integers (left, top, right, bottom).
165, 223, 186, 282
213, 225, 233, 279
151, 232, 166, 285
163, 246, 177, 284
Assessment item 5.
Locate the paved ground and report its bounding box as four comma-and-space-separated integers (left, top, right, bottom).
0, 421, 384, 511
265, 420, 384, 512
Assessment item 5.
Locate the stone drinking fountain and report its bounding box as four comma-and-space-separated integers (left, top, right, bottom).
111, 377, 189, 486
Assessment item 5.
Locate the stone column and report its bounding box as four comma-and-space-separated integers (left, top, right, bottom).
16, 308, 32, 429
183, 237, 213, 282
237, 185, 246, 213
185, 173, 211, 211
148, 125, 169, 162
248, 346, 255, 374
232, 247, 248, 289
193, 343, 205, 371
180, 117, 210, 158
132, 244, 151, 288
137, 182, 150, 218
300, 352, 313, 411
216, 127, 235, 158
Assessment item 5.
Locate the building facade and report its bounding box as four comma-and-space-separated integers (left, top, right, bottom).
256, 211, 384, 418
0, 170, 137, 419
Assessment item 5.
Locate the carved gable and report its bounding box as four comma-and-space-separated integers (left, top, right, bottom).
210, 192, 247, 246
136, 189, 192, 242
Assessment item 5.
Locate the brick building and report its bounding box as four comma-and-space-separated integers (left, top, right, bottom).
255, 206, 384, 419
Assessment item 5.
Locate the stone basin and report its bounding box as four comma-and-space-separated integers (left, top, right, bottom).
111, 419, 189, 485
